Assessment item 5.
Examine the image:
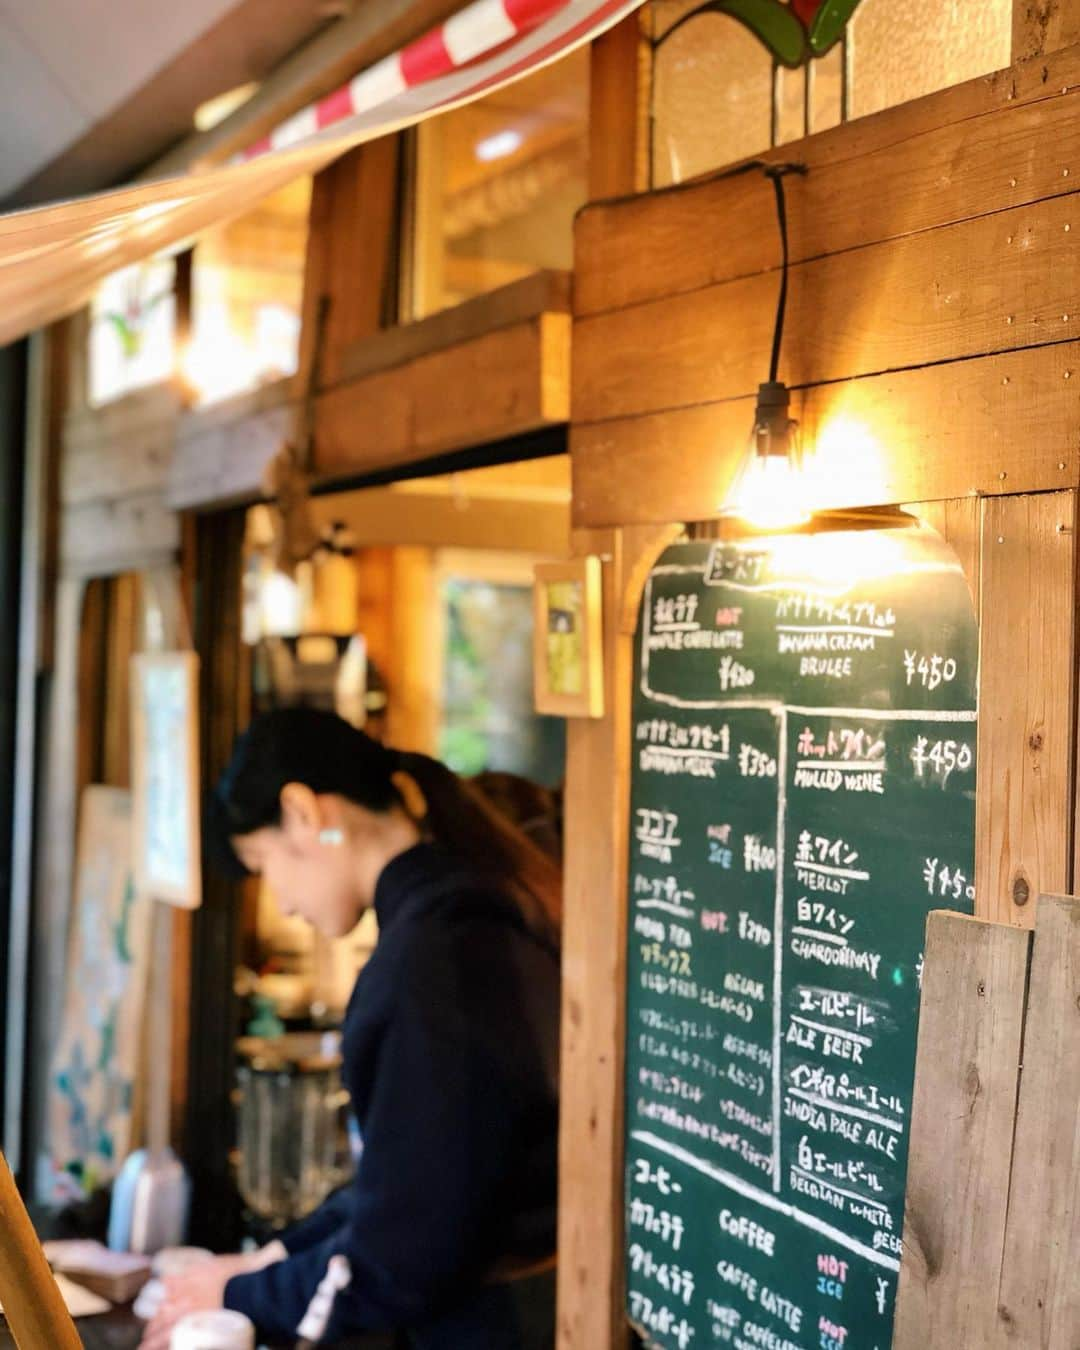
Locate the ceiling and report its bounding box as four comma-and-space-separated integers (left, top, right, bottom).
0, 0, 333, 207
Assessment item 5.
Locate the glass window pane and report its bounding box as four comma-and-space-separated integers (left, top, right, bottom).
88, 258, 176, 406
653, 5, 774, 186
847, 0, 1012, 120
408, 50, 589, 318
439, 576, 566, 788
808, 41, 844, 134
185, 177, 312, 406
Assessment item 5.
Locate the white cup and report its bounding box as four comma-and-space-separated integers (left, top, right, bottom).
169, 1309, 255, 1349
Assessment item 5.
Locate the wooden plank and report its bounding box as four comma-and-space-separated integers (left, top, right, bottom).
893, 911, 1032, 1349
556, 523, 680, 1350
570, 341, 1080, 528
307, 486, 569, 555
1014, 0, 1080, 58
63, 412, 176, 507
60, 491, 180, 577
976, 492, 1076, 926
557, 526, 625, 1350
404, 118, 447, 322
0, 1149, 81, 1349
588, 9, 653, 199
338, 270, 572, 383
299, 138, 401, 392
575, 41, 1080, 318
172, 281, 573, 509
903, 498, 982, 622
63, 383, 180, 451
575, 189, 1080, 424
315, 315, 571, 478
384, 548, 437, 755
103, 574, 138, 790
997, 893, 1080, 1344
169, 398, 294, 511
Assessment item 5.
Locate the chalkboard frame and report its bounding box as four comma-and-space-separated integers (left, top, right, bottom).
622, 519, 980, 1350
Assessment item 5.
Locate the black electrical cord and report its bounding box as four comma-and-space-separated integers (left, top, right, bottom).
677, 157, 807, 383
762, 163, 807, 383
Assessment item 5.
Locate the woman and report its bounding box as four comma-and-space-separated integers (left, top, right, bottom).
141, 707, 561, 1349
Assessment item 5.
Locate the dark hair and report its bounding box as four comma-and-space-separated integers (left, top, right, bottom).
207, 707, 561, 944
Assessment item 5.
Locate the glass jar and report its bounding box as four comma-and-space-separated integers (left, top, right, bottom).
234, 1034, 352, 1228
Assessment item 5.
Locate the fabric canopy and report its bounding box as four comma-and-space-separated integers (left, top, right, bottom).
0, 0, 642, 348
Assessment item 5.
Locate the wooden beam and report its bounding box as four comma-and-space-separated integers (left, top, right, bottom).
307, 486, 568, 555
556, 522, 680, 1350
996, 893, 1080, 1343
62, 385, 181, 507
893, 911, 1032, 1348
315, 314, 571, 478
571, 340, 1080, 528
588, 9, 653, 200
575, 188, 1080, 425
384, 548, 437, 755
171, 280, 573, 509
575, 41, 1080, 319
976, 492, 1076, 925
337, 271, 572, 383
60, 492, 180, 578
1013, 0, 1080, 59
557, 527, 625, 1350
169, 383, 295, 511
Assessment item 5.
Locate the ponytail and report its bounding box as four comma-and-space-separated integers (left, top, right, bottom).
395, 750, 562, 949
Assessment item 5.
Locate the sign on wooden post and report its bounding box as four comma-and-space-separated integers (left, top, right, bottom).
623, 524, 978, 1348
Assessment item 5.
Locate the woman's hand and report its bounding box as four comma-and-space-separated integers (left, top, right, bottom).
136, 1253, 257, 1349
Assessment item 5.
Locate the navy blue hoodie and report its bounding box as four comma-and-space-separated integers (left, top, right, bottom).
223, 844, 560, 1345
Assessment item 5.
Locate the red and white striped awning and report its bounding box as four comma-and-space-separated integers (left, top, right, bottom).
0, 0, 643, 347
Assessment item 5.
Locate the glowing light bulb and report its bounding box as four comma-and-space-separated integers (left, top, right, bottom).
721, 381, 810, 530
725, 451, 810, 530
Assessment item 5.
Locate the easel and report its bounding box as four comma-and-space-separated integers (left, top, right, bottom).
0, 1149, 80, 1348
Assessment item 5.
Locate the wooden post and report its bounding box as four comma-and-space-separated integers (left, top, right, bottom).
556, 523, 677, 1350
588, 10, 653, 200
975, 492, 1076, 925
298, 138, 402, 396
0, 1148, 81, 1349
1012, 0, 1080, 59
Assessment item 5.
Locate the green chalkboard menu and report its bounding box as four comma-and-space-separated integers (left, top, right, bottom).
624, 525, 978, 1350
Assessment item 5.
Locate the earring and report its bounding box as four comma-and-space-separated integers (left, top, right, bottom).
319, 828, 345, 847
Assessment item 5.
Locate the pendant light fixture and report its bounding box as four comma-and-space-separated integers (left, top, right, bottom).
720, 161, 810, 530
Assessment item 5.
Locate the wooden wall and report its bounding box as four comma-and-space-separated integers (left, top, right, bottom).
557, 27, 1080, 1350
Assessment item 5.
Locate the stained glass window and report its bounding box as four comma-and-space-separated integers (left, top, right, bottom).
88, 258, 176, 407
653, 0, 1013, 184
